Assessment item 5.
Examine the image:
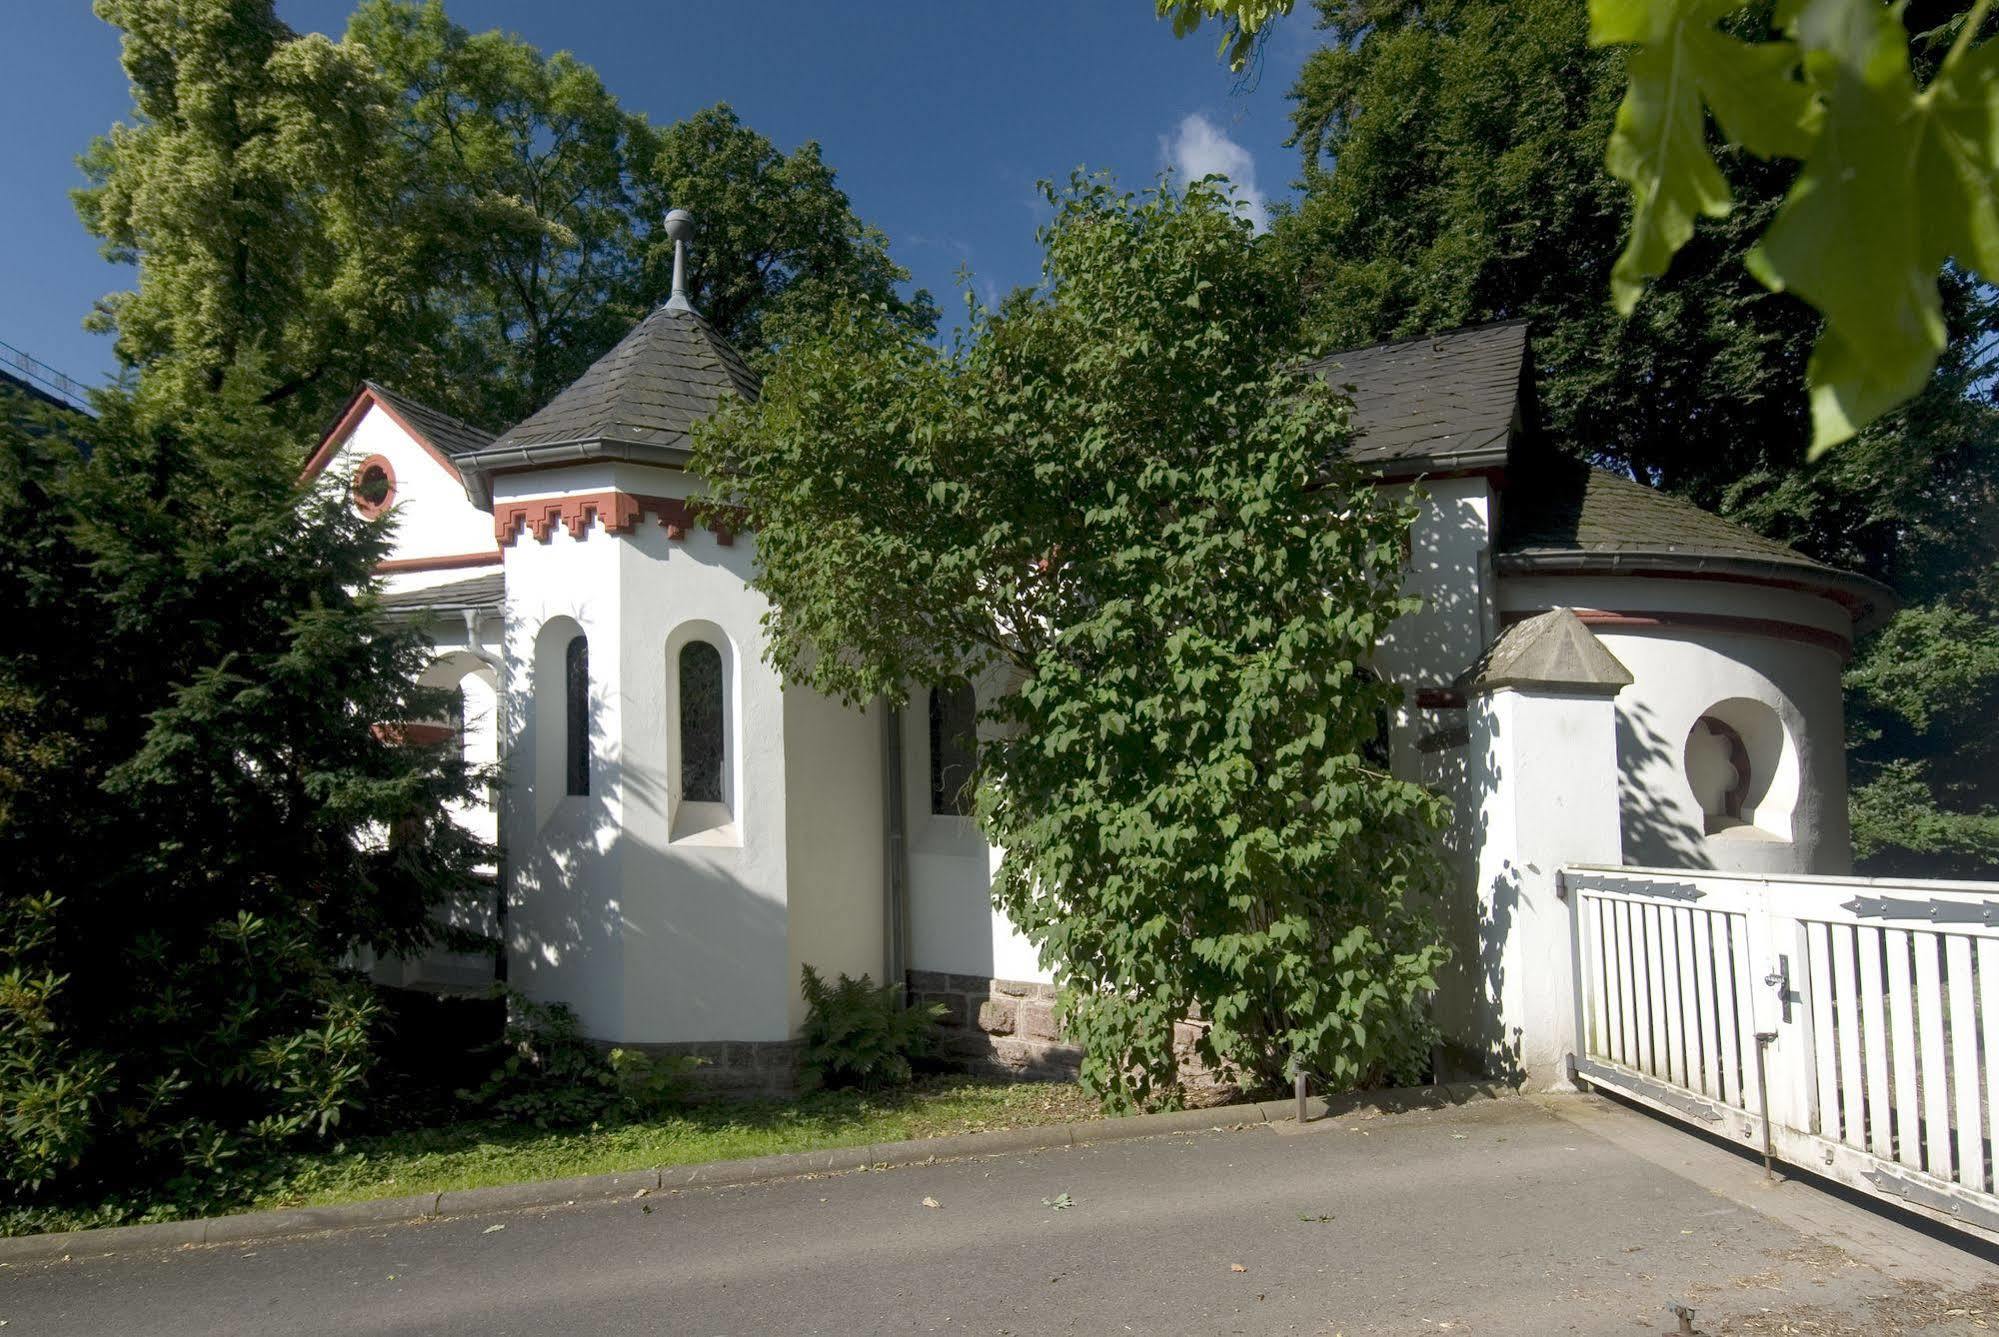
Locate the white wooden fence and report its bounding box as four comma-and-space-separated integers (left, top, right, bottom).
1566, 865, 1999, 1237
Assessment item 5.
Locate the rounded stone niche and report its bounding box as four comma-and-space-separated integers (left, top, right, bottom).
1682, 697, 1797, 843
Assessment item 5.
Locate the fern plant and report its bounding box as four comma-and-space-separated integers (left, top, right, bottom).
797, 966, 945, 1091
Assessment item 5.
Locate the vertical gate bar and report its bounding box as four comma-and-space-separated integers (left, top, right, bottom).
1573, 891, 1593, 1058
1830, 922, 1866, 1148
1661, 905, 1687, 1088
1806, 920, 1840, 1138
1784, 915, 1822, 1144
1914, 933, 1953, 1179
1599, 895, 1615, 1063
1885, 928, 1923, 1170
1599, 899, 1619, 1064
1643, 902, 1668, 1077
1730, 911, 1761, 1122
1587, 896, 1610, 1061
1978, 938, 1999, 1196
1945, 934, 1983, 1192
1856, 925, 1894, 1160
1619, 899, 1643, 1072
1690, 909, 1720, 1099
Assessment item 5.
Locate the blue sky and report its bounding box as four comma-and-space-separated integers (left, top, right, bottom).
1, 2, 1318, 399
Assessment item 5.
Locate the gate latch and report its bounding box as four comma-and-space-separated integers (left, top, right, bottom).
1763, 954, 1794, 1025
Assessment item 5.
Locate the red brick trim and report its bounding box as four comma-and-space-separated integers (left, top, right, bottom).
351, 454, 396, 519
1413, 688, 1467, 710
374, 552, 503, 574
1504, 607, 1852, 660
302, 386, 466, 484
371, 721, 457, 748
493, 489, 744, 548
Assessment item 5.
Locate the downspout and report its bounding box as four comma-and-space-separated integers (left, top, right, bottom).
881, 698, 910, 1002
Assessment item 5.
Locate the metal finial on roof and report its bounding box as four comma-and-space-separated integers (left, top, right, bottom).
663, 208, 695, 313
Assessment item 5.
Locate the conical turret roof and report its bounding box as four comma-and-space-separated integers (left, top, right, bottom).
488, 306, 760, 460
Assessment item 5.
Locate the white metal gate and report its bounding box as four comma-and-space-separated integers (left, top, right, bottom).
1566, 865, 1999, 1237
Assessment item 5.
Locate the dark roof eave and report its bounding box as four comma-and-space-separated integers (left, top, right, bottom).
454, 436, 695, 505
1496, 548, 1900, 633
1364, 440, 1512, 481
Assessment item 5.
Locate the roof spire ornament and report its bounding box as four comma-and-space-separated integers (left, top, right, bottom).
663, 208, 695, 313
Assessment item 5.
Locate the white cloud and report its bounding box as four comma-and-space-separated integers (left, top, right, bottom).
1162, 112, 1268, 232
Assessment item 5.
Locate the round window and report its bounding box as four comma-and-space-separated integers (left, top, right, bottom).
352, 456, 396, 518
1682, 698, 1794, 840
1685, 716, 1750, 831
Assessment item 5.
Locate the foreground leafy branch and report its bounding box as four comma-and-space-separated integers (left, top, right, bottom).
1592, 0, 1999, 453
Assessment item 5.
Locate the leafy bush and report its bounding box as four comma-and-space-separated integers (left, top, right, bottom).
797, 966, 946, 1091
696, 178, 1451, 1110
0, 375, 490, 1204
458, 992, 700, 1127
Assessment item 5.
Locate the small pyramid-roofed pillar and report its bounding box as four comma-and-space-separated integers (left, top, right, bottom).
1459, 608, 1630, 1089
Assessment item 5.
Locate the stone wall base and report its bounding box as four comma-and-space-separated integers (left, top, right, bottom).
615, 1039, 800, 1099
908, 970, 1238, 1104
908, 970, 1083, 1081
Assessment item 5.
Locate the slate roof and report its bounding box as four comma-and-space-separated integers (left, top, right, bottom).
1305, 320, 1531, 474
377, 572, 505, 615
485, 306, 760, 460
1498, 453, 1897, 629
363, 382, 496, 461
1460, 607, 1633, 695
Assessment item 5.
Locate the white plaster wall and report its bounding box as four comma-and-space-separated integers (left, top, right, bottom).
1376, 475, 1499, 688
1465, 685, 1624, 1085
1498, 575, 1854, 876
903, 679, 1050, 985
322, 404, 500, 566
498, 462, 838, 1043
501, 523, 627, 1035
783, 688, 887, 1028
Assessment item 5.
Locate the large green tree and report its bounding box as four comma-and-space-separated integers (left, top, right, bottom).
346, 0, 651, 428
642, 104, 939, 356
1276, 0, 1999, 876
80, 0, 934, 437
1160, 0, 1999, 450
694, 179, 1448, 1109
0, 374, 488, 1206
74, 0, 437, 434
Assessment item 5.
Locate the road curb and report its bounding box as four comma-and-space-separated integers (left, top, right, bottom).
0, 1080, 1505, 1265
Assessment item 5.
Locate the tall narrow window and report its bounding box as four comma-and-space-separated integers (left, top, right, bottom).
929, 679, 978, 816
564, 635, 589, 796
679, 641, 725, 804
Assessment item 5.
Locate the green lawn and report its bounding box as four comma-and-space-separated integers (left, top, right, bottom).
7, 1077, 1101, 1237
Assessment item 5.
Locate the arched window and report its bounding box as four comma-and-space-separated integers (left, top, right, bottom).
565, 635, 589, 796
929, 679, 978, 817
679, 641, 725, 804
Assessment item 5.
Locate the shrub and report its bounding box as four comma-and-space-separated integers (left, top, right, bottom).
458, 992, 700, 1127
797, 966, 946, 1091
694, 178, 1451, 1110
0, 376, 490, 1203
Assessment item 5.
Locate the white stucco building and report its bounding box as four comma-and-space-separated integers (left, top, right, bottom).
304, 276, 1894, 1091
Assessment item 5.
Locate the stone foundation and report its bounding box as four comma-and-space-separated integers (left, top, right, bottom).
618, 1039, 800, 1099
908, 971, 1237, 1103
908, 970, 1083, 1080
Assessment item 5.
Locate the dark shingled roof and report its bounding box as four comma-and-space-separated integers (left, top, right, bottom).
1498, 454, 1897, 630
363, 382, 495, 461
488, 306, 759, 458
378, 572, 504, 614
1305, 320, 1531, 474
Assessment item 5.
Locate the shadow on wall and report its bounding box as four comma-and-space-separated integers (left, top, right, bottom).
1444, 662, 1719, 1083
501, 618, 789, 1058
1616, 696, 1713, 872
1451, 698, 1524, 1086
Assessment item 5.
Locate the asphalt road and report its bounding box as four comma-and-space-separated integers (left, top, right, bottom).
5, 1095, 1996, 1336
